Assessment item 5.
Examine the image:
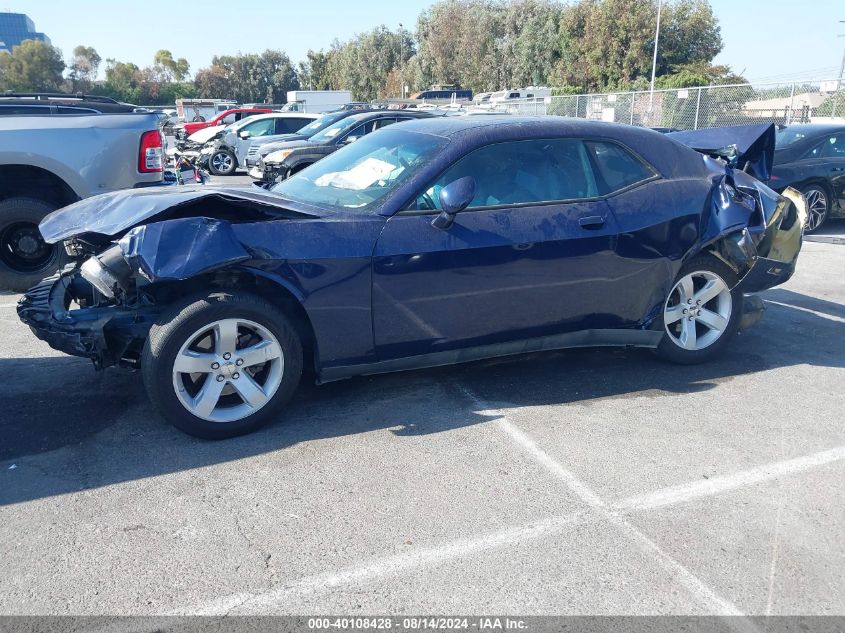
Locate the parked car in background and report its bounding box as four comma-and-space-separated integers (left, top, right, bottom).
177, 107, 272, 140
18, 118, 805, 438
0, 93, 164, 290
249, 110, 435, 185
244, 108, 377, 168
200, 112, 318, 176
413, 89, 474, 101
0, 92, 142, 115
769, 123, 845, 232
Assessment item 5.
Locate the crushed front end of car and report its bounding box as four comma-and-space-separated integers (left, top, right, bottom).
17, 187, 315, 370
17, 261, 160, 369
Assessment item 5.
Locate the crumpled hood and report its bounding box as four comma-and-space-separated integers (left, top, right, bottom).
251, 133, 308, 152
187, 125, 226, 144
260, 139, 311, 158
668, 123, 775, 181
39, 186, 317, 243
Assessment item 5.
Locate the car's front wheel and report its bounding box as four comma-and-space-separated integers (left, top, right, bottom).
655, 256, 741, 364
208, 149, 237, 176
799, 184, 830, 233
142, 291, 303, 439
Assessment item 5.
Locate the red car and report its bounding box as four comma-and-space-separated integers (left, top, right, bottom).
181, 108, 272, 137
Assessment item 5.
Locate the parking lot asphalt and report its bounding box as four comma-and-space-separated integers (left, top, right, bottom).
0, 239, 843, 616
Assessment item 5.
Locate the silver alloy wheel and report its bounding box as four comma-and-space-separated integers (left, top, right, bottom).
171, 318, 284, 423
663, 270, 732, 351
211, 151, 233, 173
803, 188, 828, 232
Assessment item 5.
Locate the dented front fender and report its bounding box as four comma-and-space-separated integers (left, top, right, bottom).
118, 217, 251, 283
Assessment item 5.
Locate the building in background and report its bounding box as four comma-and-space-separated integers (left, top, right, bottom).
0, 12, 51, 54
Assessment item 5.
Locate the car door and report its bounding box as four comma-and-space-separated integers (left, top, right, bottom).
234, 117, 277, 161
336, 119, 379, 147
241, 117, 311, 159
815, 134, 845, 206
371, 137, 626, 360
583, 139, 690, 325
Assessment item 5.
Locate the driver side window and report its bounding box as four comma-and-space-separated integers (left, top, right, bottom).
243, 118, 275, 137
414, 138, 598, 210
819, 136, 844, 158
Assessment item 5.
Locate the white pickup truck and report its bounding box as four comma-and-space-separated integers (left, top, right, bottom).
0, 93, 165, 290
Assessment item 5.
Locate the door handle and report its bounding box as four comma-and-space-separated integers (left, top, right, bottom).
579, 215, 605, 229
831, 167, 844, 172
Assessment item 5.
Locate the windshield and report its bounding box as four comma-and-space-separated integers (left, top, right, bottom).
775, 126, 812, 148
296, 112, 348, 138
309, 116, 365, 143
270, 128, 449, 213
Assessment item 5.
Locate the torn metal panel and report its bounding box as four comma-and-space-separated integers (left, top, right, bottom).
39, 186, 318, 243
119, 217, 251, 283
669, 123, 775, 182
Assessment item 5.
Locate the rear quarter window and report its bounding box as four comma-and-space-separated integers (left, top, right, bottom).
585, 141, 656, 194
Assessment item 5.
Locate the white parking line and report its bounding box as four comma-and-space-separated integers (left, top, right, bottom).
0, 303, 19, 309
176, 436, 843, 618
614, 445, 845, 513
177, 511, 592, 615
463, 388, 748, 620
764, 299, 845, 324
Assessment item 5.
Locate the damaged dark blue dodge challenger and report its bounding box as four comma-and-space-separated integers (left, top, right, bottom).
18, 117, 806, 438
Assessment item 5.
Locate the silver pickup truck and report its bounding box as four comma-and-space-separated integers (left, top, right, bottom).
0, 94, 165, 290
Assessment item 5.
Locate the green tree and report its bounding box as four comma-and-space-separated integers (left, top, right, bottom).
416, 0, 505, 92
0, 40, 65, 91
323, 27, 414, 100
557, 0, 723, 92
501, 0, 563, 88
153, 49, 190, 82
194, 65, 232, 99
194, 50, 299, 103
99, 59, 144, 103
297, 49, 333, 90
67, 45, 101, 92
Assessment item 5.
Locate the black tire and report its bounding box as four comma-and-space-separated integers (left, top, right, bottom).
0, 197, 70, 292
208, 148, 237, 176
141, 291, 303, 439
655, 255, 741, 365
797, 183, 830, 233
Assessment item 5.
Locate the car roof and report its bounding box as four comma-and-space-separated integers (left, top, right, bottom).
393, 115, 707, 181
245, 112, 319, 121
394, 115, 659, 140
778, 123, 845, 135
341, 110, 435, 124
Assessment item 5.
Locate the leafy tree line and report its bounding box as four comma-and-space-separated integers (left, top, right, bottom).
0, 0, 740, 105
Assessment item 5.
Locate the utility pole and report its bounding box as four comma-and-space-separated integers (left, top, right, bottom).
647, 0, 663, 124
834, 21, 844, 118
399, 22, 405, 100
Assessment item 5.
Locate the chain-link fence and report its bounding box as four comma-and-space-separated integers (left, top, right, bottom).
495, 79, 845, 130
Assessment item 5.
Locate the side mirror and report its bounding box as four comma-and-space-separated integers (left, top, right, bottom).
239, 130, 251, 139
432, 176, 476, 229
342, 135, 360, 145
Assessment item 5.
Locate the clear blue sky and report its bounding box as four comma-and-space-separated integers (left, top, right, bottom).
5, 0, 844, 84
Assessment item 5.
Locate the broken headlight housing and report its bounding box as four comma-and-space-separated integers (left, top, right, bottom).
79, 244, 133, 299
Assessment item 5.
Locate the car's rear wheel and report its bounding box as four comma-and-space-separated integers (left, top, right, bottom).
0, 197, 70, 291
208, 149, 237, 176
142, 291, 303, 439
655, 256, 741, 364
799, 184, 829, 233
